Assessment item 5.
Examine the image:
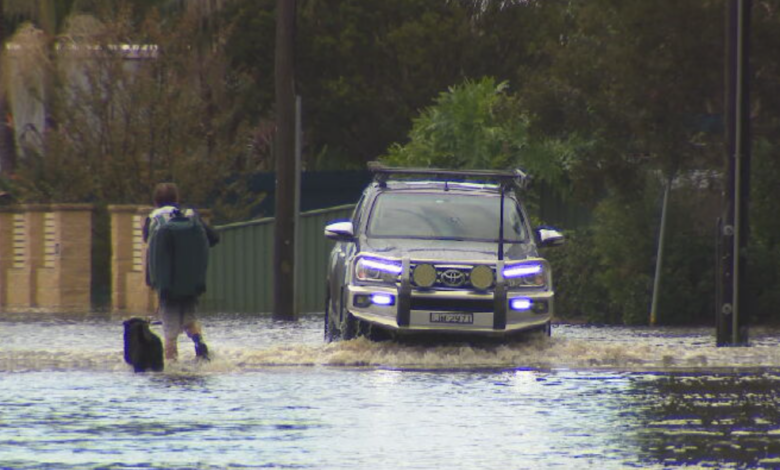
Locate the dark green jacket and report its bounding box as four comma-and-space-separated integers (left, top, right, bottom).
147, 209, 210, 300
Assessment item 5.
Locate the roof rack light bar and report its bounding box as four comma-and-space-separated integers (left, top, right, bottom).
367, 161, 528, 188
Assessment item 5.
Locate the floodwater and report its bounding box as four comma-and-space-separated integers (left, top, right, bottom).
2, 313, 780, 469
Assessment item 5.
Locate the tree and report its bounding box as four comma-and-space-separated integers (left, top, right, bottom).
517, 1, 727, 325
382, 77, 573, 191
8, 7, 259, 220
226, 0, 540, 169
520, 0, 725, 199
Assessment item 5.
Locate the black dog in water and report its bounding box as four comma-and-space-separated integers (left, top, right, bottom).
123, 318, 164, 373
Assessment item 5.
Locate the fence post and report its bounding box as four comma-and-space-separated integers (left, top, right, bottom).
0, 206, 16, 310
4, 204, 48, 309
109, 205, 137, 312
127, 206, 156, 314
36, 204, 94, 311
108, 205, 156, 314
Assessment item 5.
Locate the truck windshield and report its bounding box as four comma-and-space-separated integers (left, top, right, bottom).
367, 192, 527, 242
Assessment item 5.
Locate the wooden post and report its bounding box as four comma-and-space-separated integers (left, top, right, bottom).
273, 0, 297, 321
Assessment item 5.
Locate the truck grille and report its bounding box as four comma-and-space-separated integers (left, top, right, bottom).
411, 264, 495, 290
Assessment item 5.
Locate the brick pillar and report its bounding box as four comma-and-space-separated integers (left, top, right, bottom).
109, 205, 138, 312
35, 204, 94, 310
110, 205, 156, 313
0, 206, 18, 310
5, 204, 48, 309
127, 206, 156, 313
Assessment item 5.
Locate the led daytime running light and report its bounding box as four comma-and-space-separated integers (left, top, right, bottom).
360, 258, 403, 274
503, 263, 542, 279
371, 293, 395, 306
510, 298, 532, 311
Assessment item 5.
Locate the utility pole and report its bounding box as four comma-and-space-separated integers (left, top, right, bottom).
717, 0, 751, 346
273, 0, 297, 321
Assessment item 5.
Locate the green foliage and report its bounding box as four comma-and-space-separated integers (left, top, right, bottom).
519, 0, 724, 202
654, 192, 717, 325
746, 139, 780, 323
383, 78, 515, 168
549, 173, 722, 326
751, 139, 780, 249
381, 77, 575, 192
294, 0, 478, 168
590, 190, 656, 325
747, 243, 780, 324
543, 229, 610, 323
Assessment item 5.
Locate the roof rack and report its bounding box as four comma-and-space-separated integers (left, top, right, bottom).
367, 161, 529, 189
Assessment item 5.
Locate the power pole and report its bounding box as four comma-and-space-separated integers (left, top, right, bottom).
273, 0, 297, 321
717, 0, 751, 346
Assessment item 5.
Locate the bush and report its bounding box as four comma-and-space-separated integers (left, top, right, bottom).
550, 176, 720, 326
544, 229, 614, 323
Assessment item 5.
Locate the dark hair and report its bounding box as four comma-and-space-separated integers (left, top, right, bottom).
153, 182, 180, 207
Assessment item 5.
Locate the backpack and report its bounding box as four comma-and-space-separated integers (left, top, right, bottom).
147, 207, 210, 299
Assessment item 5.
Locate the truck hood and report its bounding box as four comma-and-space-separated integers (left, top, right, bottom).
360, 237, 537, 262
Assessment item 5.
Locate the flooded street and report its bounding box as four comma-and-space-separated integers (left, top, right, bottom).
2, 314, 780, 469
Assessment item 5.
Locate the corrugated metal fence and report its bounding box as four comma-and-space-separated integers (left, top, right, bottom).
200, 204, 353, 314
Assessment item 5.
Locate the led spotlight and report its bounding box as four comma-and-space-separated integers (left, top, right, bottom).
413, 264, 437, 288
470, 265, 494, 290
510, 297, 532, 311
371, 293, 395, 306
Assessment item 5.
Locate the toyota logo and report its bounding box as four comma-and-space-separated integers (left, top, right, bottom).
440, 269, 465, 287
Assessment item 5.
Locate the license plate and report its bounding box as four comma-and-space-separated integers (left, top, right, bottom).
430, 312, 474, 324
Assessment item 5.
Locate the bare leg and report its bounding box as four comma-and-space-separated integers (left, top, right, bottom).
164, 335, 178, 362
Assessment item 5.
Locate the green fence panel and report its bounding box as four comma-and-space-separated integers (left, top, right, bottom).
201, 204, 354, 314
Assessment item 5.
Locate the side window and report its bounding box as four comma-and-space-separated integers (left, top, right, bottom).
351, 193, 367, 232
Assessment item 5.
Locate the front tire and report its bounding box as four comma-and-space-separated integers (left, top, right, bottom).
324, 289, 343, 342
324, 291, 334, 342
341, 311, 359, 340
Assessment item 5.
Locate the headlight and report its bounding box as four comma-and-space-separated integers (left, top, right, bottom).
503, 262, 546, 288
355, 256, 402, 284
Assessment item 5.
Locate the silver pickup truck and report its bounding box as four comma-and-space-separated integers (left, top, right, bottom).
323, 163, 564, 341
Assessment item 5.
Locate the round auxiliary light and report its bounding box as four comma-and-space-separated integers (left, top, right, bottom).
413, 264, 437, 288
470, 265, 494, 290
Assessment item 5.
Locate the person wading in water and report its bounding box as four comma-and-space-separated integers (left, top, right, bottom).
143, 182, 220, 362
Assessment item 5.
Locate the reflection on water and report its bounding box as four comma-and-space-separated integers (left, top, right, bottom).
633, 372, 780, 468
1, 313, 780, 469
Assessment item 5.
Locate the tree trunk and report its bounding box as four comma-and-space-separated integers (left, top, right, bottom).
273, 0, 297, 321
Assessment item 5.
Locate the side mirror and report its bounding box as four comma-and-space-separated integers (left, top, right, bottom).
537, 228, 565, 247
324, 220, 355, 241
